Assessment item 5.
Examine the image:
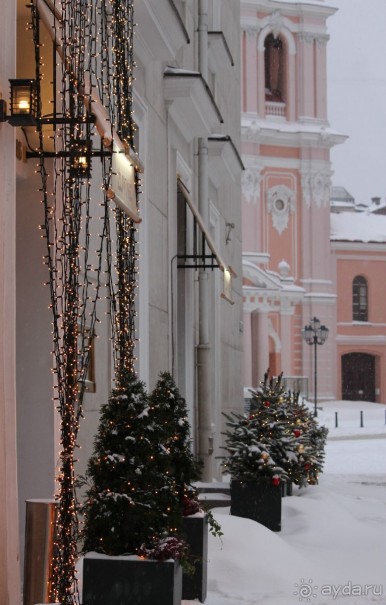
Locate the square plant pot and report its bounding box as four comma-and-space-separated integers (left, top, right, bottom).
281, 479, 293, 497
82, 553, 182, 605
281, 480, 286, 497
230, 479, 282, 532
182, 514, 208, 602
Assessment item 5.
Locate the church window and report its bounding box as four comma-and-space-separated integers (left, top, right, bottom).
353, 276, 368, 322
264, 33, 285, 102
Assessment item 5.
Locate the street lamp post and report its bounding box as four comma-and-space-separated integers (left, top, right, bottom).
302, 317, 329, 417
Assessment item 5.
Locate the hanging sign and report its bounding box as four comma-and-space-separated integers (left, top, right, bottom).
221, 266, 235, 305
109, 144, 141, 223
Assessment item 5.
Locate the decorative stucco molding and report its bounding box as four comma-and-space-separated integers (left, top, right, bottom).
301, 172, 331, 209
266, 184, 295, 234
315, 34, 330, 47
269, 10, 284, 38
298, 32, 315, 44
257, 21, 296, 55
242, 119, 261, 141
244, 26, 260, 38
242, 166, 261, 205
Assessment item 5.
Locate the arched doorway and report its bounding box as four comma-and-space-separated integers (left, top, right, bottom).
341, 353, 376, 401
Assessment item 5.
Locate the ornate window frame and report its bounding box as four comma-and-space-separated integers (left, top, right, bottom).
266, 184, 295, 234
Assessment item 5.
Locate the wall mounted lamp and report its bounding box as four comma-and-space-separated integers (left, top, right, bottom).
69, 140, 92, 178
0, 79, 38, 126
0, 80, 108, 179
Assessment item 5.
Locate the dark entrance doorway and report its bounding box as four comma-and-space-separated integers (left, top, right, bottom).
341, 353, 376, 401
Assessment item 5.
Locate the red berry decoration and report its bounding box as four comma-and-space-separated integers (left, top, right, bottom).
293, 429, 301, 438
182, 494, 201, 516
272, 476, 281, 487
264, 400, 270, 408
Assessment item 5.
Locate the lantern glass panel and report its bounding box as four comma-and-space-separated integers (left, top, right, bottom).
70, 140, 92, 178
9, 79, 37, 126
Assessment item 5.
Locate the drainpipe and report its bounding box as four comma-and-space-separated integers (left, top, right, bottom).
198, 0, 208, 82
197, 0, 213, 480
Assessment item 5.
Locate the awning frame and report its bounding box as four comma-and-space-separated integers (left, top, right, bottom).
177, 178, 236, 304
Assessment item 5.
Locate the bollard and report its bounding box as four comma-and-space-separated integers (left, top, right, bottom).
335, 411, 338, 428
360, 410, 364, 428
23, 499, 58, 605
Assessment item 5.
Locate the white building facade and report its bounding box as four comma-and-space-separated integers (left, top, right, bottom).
0, 0, 244, 600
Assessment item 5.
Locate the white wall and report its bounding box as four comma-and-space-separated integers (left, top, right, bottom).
0, 0, 22, 600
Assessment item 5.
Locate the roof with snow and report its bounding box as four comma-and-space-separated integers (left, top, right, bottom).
331, 212, 386, 243
330, 186, 354, 204
367, 197, 386, 214
330, 186, 356, 213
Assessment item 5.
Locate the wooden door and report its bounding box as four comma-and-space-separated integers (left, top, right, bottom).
341, 353, 376, 402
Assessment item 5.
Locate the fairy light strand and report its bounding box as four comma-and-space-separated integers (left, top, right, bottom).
30, 0, 139, 602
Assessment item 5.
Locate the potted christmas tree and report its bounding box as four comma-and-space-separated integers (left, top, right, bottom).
246, 374, 328, 493
288, 394, 328, 486
149, 372, 207, 602
223, 373, 291, 531
222, 413, 286, 532
248, 373, 299, 495
81, 371, 184, 605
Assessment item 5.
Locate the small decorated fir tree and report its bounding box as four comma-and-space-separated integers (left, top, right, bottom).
248, 373, 298, 482
249, 373, 328, 487
149, 372, 201, 515
81, 371, 181, 556
289, 395, 328, 485
222, 411, 286, 485
224, 372, 328, 488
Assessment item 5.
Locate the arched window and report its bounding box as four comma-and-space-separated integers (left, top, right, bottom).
264, 33, 285, 102
353, 276, 368, 321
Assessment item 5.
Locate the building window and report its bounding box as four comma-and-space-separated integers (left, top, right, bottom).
264, 33, 285, 102
353, 276, 368, 321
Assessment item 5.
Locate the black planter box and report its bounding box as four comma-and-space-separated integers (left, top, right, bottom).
230, 479, 282, 532
281, 480, 286, 497
281, 480, 293, 497
182, 514, 208, 602
82, 553, 182, 605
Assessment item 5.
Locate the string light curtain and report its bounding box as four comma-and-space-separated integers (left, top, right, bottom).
30, 0, 139, 603
109, 0, 139, 386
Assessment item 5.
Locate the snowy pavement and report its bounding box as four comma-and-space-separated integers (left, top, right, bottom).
189, 400, 386, 605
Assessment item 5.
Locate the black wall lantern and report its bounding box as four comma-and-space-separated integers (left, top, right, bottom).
70, 140, 92, 178
8, 79, 38, 126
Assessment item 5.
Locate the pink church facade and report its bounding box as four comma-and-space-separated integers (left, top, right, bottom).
331, 209, 386, 404
241, 0, 386, 405
240, 0, 340, 401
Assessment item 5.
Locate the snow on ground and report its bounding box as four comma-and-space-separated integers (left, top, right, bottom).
188, 400, 386, 605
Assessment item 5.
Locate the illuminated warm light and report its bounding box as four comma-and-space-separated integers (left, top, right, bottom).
18, 99, 30, 111
29, 0, 140, 600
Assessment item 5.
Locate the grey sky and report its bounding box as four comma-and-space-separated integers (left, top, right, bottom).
327, 0, 386, 205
